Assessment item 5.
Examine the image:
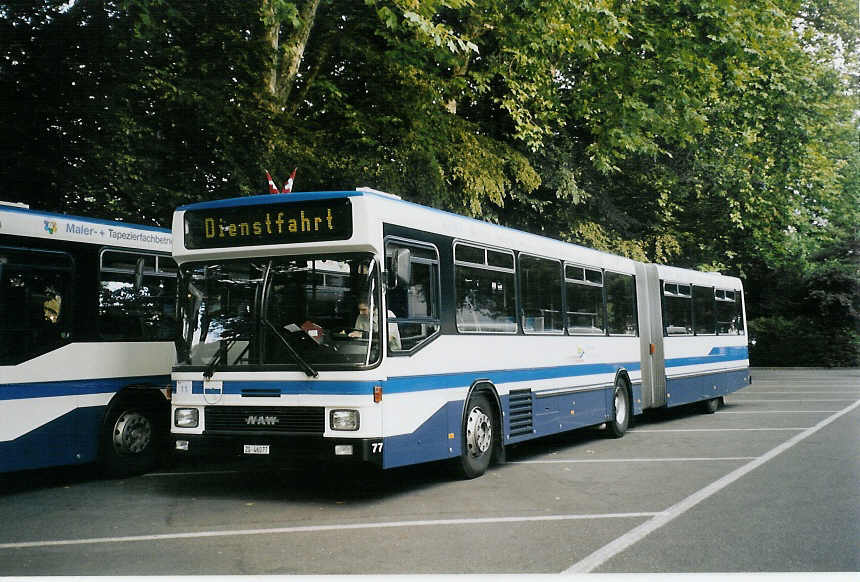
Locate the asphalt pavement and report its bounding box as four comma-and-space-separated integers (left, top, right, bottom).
0, 368, 857, 575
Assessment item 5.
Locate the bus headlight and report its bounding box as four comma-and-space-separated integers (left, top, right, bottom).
330, 409, 360, 431
174, 408, 199, 428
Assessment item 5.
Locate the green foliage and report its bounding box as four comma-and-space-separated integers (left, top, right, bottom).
749, 316, 859, 367
746, 196, 859, 367
1, 1, 275, 225
0, 0, 856, 365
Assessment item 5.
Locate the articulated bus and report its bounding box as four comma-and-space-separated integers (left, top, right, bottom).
170, 188, 749, 478
0, 202, 176, 475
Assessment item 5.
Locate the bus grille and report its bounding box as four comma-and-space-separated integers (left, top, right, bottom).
204, 406, 324, 434
508, 389, 534, 437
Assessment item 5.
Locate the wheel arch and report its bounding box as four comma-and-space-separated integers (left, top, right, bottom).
102, 383, 170, 427
614, 368, 634, 406
463, 379, 502, 424
614, 368, 632, 392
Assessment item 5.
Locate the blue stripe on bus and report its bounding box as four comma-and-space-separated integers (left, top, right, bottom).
385, 361, 642, 392
188, 345, 747, 397
0, 375, 171, 401
0, 406, 105, 472
665, 345, 748, 369
188, 362, 640, 397
192, 380, 379, 396
383, 401, 460, 469
381, 364, 748, 469
666, 368, 750, 407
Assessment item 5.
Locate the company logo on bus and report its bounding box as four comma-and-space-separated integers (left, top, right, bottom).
183, 198, 352, 249
245, 415, 280, 426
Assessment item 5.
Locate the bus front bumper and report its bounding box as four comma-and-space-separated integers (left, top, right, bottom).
172, 434, 384, 467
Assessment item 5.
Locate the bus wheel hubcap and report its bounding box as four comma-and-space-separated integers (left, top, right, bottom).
113, 411, 152, 455
615, 388, 627, 425
466, 406, 491, 457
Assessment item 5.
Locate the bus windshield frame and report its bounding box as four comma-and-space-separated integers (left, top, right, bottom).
175, 253, 382, 374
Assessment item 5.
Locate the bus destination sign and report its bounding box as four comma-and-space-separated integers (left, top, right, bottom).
184, 198, 353, 249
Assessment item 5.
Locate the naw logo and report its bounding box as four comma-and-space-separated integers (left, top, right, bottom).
246, 415, 279, 426
43, 220, 58, 235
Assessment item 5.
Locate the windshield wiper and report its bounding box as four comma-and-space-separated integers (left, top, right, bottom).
202, 337, 235, 380
202, 331, 251, 380
263, 319, 318, 378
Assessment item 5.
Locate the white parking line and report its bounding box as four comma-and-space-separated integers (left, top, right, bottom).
631, 428, 808, 432
564, 398, 860, 573
0, 512, 659, 550
737, 391, 859, 395
716, 410, 841, 414
512, 457, 756, 464
728, 399, 857, 402
143, 470, 241, 477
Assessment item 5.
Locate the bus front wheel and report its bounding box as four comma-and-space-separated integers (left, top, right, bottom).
456, 393, 496, 479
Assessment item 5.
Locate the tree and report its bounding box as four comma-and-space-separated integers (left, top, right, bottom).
1, 0, 856, 364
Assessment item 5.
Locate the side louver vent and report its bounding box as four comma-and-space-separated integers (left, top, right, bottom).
509, 389, 534, 437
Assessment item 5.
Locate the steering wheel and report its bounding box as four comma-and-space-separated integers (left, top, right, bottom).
333, 327, 367, 339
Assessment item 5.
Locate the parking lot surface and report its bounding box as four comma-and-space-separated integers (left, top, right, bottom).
0, 368, 857, 575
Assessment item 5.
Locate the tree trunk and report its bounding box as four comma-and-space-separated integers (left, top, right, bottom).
261, 0, 321, 107
262, 0, 279, 99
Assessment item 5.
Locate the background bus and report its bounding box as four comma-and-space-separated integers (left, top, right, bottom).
170, 188, 749, 478
0, 201, 176, 475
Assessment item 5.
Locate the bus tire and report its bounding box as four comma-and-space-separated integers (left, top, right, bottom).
605, 379, 630, 438
100, 396, 165, 478
701, 397, 720, 414
456, 393, 496, 479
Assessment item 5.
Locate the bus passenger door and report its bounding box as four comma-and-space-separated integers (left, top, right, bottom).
635, 263, 666, 408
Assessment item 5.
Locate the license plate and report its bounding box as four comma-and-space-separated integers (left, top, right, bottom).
243, 444, 270, 455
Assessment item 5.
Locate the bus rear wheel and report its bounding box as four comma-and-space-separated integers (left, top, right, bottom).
701, 397, 721, 414
456, 393, 495, 479
605, 379, 630, 438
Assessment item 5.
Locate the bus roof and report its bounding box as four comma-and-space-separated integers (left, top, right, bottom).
176, 191, 360, 212
176, 189, 619, 257
173, 189, 743, 286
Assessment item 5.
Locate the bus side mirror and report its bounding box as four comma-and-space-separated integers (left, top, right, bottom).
391, 248, 411, 288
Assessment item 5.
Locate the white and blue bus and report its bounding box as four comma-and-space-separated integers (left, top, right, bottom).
0, 202, 176, 475
170, 188, 749, 478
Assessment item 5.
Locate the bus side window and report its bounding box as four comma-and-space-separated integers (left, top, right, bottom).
519, 254, 563, 334
693, 285, 715, 335
99, 250, 177, 341
385, 239, 441, 353
716, 289, 743, 335
565, 264, 605, 335
606, 272, 637, 336
454, 243, 517, 334
0, 247, 73, 364
663, 282, 692, 336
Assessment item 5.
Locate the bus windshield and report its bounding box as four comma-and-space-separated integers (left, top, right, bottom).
176, 254, 381, 372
